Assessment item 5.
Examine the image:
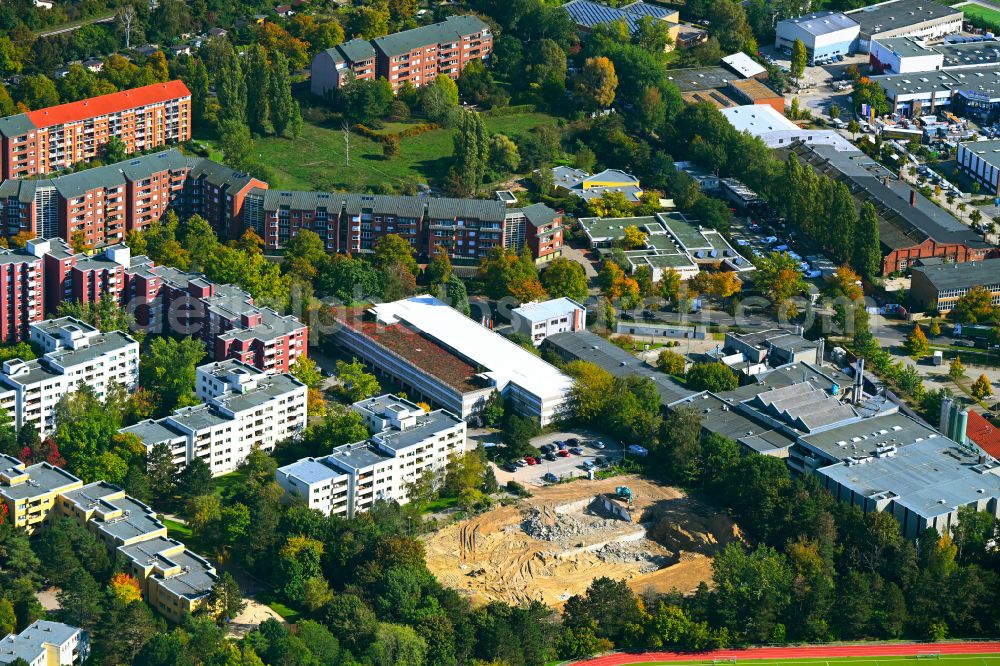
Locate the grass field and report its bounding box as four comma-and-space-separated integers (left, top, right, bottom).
232, 111, 560, 192
959, 2, 1000, 26
620, 655, 1000, 666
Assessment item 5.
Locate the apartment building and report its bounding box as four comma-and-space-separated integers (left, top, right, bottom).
0, 317, 139, 436
118, 536, 219, 623
0, 620, 89, 666
0, 454, 83, 534
511, 298, 586, 345
125, 261, 308, 373
0, 81, 192, 180
276, 394, 467, 517
311, 16, 492, 95
504, 203, 564, 263
122, 359, 308, 475
0, 245, 45, 344
57, 481, 167, 548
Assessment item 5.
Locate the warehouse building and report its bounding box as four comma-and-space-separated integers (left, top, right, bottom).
957, 139, 1000, 195
775, 11, 860, 62
846, 0, 962, 52
721, 104, 856, 150
909, 256, 1000, 312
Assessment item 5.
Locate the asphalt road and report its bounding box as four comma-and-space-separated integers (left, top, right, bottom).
493, 430, 625, 487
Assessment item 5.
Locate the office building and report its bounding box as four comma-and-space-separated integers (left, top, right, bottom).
0, 454, 83, 534
562, 0, 679, 41
311, 16, 492, 95
578, 212, 752, 281
551, 166, 643, 203
909, 256, 1000, 312
121, 359, 307, 476
0, 621, 88, 666
781, 141, 994, 274
277, 394, 467, 517
775, 11, 860, 62
0, 81, 192, 179
510, 298, 586, 345
333, 296, 572, 425
0, 318, 139, 436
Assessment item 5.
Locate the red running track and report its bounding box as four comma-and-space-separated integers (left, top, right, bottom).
570, 642, 1000, 665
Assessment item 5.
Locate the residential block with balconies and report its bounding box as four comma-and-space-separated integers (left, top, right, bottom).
276, 394, 467, 517
0, 620, 89, 665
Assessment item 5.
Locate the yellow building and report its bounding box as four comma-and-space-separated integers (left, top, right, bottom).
118, 536, 219, 623
0, 454, 82, 534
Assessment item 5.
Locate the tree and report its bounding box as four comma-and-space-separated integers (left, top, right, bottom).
139, 336, 206, 414
219, 119, 253, 171
367, 623, 427, 666
656, 349, 686, 375
425, 245, 452, 288
271, 52, 301, 138
622, 225, 648, 249
215, 42, 247, 126
336, 359, 380, 402
177, 458, 213, 500
104, 136, 128, 164
713, 543, 792, 642
418, 75, 459, 125
204, 572, 245, 625
341, 77, 394, 124
951, 286, 1000, 324
686, 362, 738, 392
117, 4, 140, 49
950, 356, 966, 381
446, 110, 488, 196
905, 323, 930, 359
587, 190, 633, 218
478, 247, 546, 302
14, 75, 59, 109
972, 374, 993, 400
488, 134, 520, 176
0, 599, 15, 637
290, 357, 323, 389
108, 572, 142, 606
791, 38, 807, 79
445, 275, 471, 316
755, 252, 808, 311
929, 320, 941, 336
58, 569, 103, 629
245, 44, 274, 136
854, 202, 882, 279
541, 258, 588, 302
373, 234, 418, 274
574, 56, 618, 110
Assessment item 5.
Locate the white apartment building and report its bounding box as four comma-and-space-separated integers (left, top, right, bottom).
122, 359, 308, 476
510, 297, 586, 345
0, 317, 139, 436
0, 621, 88, 666
277, 395, 468, 517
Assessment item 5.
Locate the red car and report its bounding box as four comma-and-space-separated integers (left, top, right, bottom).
525, 457, 538, 465
557, 450, 570, 458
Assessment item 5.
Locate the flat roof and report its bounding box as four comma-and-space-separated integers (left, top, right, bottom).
673, 391, 797, 453
818, 435, 1000, 519
800, 411, 938, 462
369, 296, 573, 402
0, 621, 80, 664
512, 297, 584, 323
722, 104, 797, 134
155, 549, 218, 599
722, 52, 767, 78
729, 79, 784, 102
938, 39, 1000, 68
279, 457, 346, 485
664, 66, 735, 92
875, 36, 933, 58
846, 0, 961, 36
911, 256, 1000, 291
0, 462, 80, 501
326, 441, 393, 471
373, 409, 464, 453
779, 11, 858, 36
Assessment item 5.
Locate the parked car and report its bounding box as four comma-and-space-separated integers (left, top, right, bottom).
595, 456, 608, 466
557, 441, 568, 450
569, 446, 583, 455
515, 459, 528, 467
501, 462, 517, 472
543, 472, 558, 483
627, 444, 649, 457
642, 309, 656, 321
539, 444, 554, 454
565, 438, 579, 446
525, 457, 538, 465
592, 441, 606, 450
557, 450, 570, 458
544, 453, 556, 462
582, 460, 596, 470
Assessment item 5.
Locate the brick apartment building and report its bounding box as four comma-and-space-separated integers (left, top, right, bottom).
0, 245, 45, 344
0, 80, 192, 180
310, 15, 492, 95
244, 188, 563, 261
0, 149, 265, 246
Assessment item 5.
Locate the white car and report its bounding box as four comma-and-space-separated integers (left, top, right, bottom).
736, 239, 750, 246
773, 244, 790, 252
763, 236, 778, 245
804, 269, 822, 279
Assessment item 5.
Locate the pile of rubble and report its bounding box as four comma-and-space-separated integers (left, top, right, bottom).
596, 541, 674, 573
521, 507, 621, 542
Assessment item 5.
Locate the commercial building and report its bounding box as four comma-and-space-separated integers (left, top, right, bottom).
0, 81, 192, 180
510, 298, 585, 344
846, 0, 963, 52
721, 52, 767, 79
276, 394, 467, 517
310, 16, 492, 95
724, 329, 822, 367
726, 79, 785, 114
721, 104, 855, 151
956, 139, 1000, 195
578, 212, 753, 281
782, 141, 994, 274
333, 295, 573, 425
909, 256, 1000, 312
562, 0, 679, 41
551, 167, 643, 204
0, 317, 139, 436
121, 359, 308, 475
0, 621, 88, 666
775, 11, 860, 62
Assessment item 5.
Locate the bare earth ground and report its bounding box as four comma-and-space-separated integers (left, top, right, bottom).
423, 475, 741, 608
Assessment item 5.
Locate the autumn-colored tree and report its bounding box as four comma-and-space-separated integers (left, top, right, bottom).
587, 190, 633, 218
949, 356, 965, 381
659, 268, 681, 303
574, 56, 618, 110
929, 319, 941, 336
829, 266, 864, 300
255, 22, 310, 70
307, 387, 327, 417
656, 349, 686, 375
109, 572, 142, 605
622, 225, 647, 249
904, 323, 930, 359
972, 374, 994, 399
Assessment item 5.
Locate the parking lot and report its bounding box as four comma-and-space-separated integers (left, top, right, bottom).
492, 431, 626, 487
727, 213, 832, 284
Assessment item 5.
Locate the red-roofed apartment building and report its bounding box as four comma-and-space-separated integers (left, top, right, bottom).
0, 80, 192, 179
965, 410, 1000, 460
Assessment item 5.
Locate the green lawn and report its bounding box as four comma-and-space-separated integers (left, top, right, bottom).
210, 469, 247, 499
618, 655, 1000, 666
241, 112, 560, 192
960, 2, 1000, 24
162, 518, 193, 540
258, 593, 303, 623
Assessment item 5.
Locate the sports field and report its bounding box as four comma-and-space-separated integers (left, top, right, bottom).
960, 2, 1000, 26
565, 644, 1000, 666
